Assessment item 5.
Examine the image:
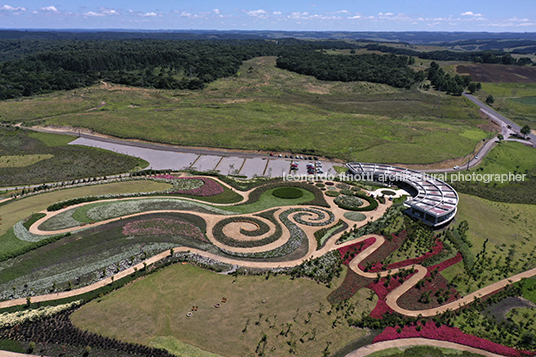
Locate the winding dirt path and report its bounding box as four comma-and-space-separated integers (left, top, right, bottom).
344, 338, 506, 357
3, 178, 536, 326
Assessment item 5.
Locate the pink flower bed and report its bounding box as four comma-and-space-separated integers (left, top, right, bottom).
367, 270, 417, 319
373, 321, 535, 357
428, 251, 463, 272
155, 175, 224, 196
122, 218, 206, 242
338, 237, 376, 265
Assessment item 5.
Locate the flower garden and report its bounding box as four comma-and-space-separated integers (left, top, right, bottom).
1, 173, 536, 357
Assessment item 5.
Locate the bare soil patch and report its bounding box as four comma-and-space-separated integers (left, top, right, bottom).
456, 63, 536, 83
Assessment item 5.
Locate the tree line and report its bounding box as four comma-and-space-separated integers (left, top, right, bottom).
364, 44, 534, 66
276, 51, 424, 88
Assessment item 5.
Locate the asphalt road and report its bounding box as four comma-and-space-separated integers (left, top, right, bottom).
463, 92, 536, 143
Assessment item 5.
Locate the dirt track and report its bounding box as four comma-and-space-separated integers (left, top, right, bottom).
4, 178, 536, 321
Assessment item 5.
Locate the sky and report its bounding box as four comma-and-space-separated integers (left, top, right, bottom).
1, 0, 536, 32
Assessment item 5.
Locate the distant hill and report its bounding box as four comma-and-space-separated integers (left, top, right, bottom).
1, 29, 536, 44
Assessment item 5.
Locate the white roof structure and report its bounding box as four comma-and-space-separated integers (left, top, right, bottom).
346, 162, 458, 226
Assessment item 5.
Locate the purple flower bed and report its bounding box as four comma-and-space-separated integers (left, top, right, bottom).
373, 321, 535, 357
155, 175, 224, 196
122, 218, 207, 242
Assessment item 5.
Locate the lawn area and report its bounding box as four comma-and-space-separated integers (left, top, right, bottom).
441, 193, 536, 295
223, 187, 315, 214
1, 57, 489, 164
71, 263, 375, 357
0, 180, 172, 257
28, 131, 76, 147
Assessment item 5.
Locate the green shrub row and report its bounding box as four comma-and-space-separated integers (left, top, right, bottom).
314, 219, 349, 250
0, 231, 71, 263
325, 190, 340, 197
22, 213, 46, 230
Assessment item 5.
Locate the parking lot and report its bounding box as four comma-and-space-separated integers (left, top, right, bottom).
70, 137, 339, 179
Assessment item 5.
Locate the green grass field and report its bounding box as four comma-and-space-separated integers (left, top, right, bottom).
477, 83, 536, 128
0, 57, 488, 164
71, 263, 375, 357
441, 193, 536, 295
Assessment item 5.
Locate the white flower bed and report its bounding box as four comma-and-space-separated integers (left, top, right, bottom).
0, 300, 82, 328
13, 220, 57, 242
85, 198, 230, 222
0, 242, 175, 300
37, 209, 81, 232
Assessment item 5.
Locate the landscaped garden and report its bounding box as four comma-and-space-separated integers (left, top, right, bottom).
1, 172, 536, 357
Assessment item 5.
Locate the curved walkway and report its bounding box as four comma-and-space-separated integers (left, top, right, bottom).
3, 178, 536, 326
345, 338, 506, 357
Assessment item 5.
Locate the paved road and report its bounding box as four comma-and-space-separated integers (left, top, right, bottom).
464, 92, 536, 143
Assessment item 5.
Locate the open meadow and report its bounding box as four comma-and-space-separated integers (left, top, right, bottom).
0, 57, 489, 164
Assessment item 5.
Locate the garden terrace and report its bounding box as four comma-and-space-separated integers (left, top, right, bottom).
346, 162, 458, 227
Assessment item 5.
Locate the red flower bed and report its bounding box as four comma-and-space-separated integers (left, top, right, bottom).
429, 251, 463, 272
155, 175, 224, 196
373, 321, 535, 357
382, 239, 443, 271
327, 268, 373, 304
338, 237, 376, 265
358, 231, 407, 272
367, 270, 417, 319
397, 252, 462, 310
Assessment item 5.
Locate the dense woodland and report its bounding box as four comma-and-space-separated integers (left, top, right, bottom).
0, 34, 502, 99
276, 51, 423, 88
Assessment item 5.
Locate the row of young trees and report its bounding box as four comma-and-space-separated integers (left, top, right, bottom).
427, 61, 480, 95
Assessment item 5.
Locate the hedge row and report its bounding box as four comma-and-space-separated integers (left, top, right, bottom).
314, 219, 349, 250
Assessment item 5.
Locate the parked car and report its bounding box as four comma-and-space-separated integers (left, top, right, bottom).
453, 166, 460, 170
316, 168, 324, 174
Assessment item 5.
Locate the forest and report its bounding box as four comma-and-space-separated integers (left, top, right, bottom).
364, 44, 535, 65
0, 35, 494, 99
276, 51, 424, 88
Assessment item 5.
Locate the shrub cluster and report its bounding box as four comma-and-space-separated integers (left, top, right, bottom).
271, 187, 304, 199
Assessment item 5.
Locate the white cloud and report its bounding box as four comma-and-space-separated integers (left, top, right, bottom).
378, 12, 394, 16
213, 8, 220, 15
461, 11, 483, 17
141, 12, 157, 17
246, 9, 268, 17
40, 6, 58, 12
83, 11, 103, 17
2, 4, 26, 11
273, 11, 282, 15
